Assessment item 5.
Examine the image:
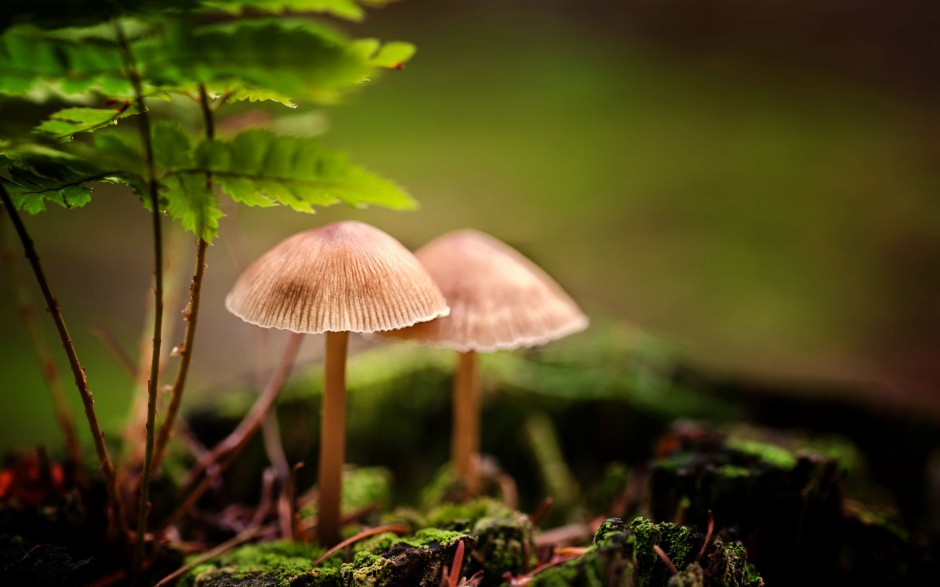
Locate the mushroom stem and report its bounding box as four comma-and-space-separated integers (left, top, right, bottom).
453, 350, 479, 495
319, 330, 349, 546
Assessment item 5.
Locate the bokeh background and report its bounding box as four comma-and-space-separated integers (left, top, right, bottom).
2, 0, 940, 448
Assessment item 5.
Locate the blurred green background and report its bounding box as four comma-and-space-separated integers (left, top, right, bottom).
2, 0, 940, 449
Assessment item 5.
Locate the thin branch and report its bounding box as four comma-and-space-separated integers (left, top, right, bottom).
0, 185, 128, 535
114, 19, 164, 579
91, 325, 138, 378
653, 544, 679, 576
162, 333, 303, 531
312, 524, 410, 567
153, 523, 273, 587
152, 82, 215, 474
152, 236, 208, 471
0, 208, 83, 468
696, 509, 715, 562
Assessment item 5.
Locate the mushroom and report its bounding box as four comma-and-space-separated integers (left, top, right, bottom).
386, 230, 588, 494
226, 221, 449, 545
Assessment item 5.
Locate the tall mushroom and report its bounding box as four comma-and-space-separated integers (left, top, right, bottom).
387, 230, 588, 494
226, 221, 449, 545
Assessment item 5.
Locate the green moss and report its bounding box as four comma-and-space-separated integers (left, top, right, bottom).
698, 538, 763, 587
419, 464, 468, 509
593, 518, 630, 546
341, 467, 392, 512
668, 562, 704, 587
630, 518, 702, 587
716, 465, 749, 478
471, 510, 536, 580
339, 529, 472, 587
425, 497, 512, 531
379, 507, 426, 534
342, 552, 396, 586
726, 439, 796, 470
351, 532, 400, 557
300, 467, 392, 521
182, 541, 338, 587
530, 517, 635, 587
588, 462, 631, 514
401, 528, 466, 548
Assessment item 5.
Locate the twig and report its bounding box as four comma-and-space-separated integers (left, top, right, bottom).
504, 551, 583, 586
152, 236, 208, 470
442, 539, 465, 587
152, 83, 214, 472
299, 503, 380, 536
529, 497, 553, 529
252, 469, 277, 528
91, 325, 137, 378
121, 237, 185, 474
653, 544, 679, 576
312, 524, 410, 566
533, 519, 598, 549
156, 470, 277, 587
163, 333, 303, 530
153, 523, 271, 587
0, 209, 83, 468
0, 184, 128, 536
183, 332, 302, 488
286, 462, 304, 540
114, 20, 165, 579
697, 509, 715, 562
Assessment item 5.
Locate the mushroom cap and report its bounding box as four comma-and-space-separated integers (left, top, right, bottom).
386, 230, 588, 352
225, 221, 450, 334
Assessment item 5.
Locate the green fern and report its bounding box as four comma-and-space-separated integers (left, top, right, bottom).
1, 0, 417, 241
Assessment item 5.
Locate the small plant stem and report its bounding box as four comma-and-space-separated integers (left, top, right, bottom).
0, 209, 83, 469
91, 325, 138, 377
0, 186, 127, 535
312, 523, 409, 566
153, 523, 270, 587
114, 20, 164, 579
452, 350, 479, 494
319, 330, 349, 547
152, 236, 208, 470
653, 544, 679, 576
163, 333, 303, 530
152, 84, 214, 471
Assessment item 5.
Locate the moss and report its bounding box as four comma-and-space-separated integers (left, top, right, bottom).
716, 465, 749, 478
419, 465, 468, 509
725, 439, 796, 470
181, 541, 337, 587
379, 507, 427, 534
668, 562, 704, 587
425, 497, 512, 531
530, 517, 635, 587
630, 518, 702, 587
588, 462, 631, 515
340, 529, 473, 587
650, 436, 842, 585
341, 467, 392, 512
593, 518, 630, 546
300, 467, 392, 521
342, 552, 396, 587
405, 529, 463, 547
471, 510, 536, 582
698, 538, 763, 587
351, 532, 400, 557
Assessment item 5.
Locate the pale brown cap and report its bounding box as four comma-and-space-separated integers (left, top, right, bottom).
225, 221, 450, 334
386, 230, 588, 352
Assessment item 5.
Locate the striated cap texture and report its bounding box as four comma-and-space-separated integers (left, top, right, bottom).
386, 230, 588, 352
226, 221, 449, 334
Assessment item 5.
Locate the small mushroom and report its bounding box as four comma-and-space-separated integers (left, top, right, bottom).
226, 221, 449, 545
387, 230, 588, 494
